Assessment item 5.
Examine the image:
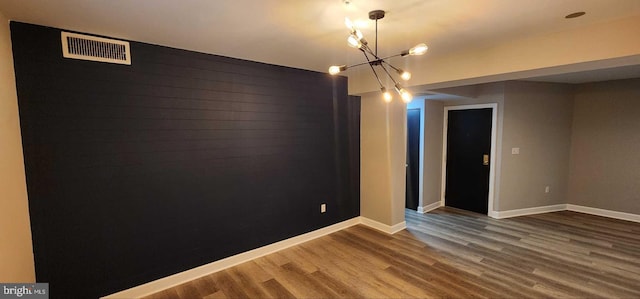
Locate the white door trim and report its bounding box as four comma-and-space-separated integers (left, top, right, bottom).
441, 103, 498, 215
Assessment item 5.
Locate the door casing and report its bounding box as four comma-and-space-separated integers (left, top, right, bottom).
406, 108, 421, 210
440, 103, 498, 215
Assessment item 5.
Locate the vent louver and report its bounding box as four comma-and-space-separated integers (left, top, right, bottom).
61, 32, 131, 65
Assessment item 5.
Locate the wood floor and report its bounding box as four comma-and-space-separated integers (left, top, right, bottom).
143, 207, 640, 298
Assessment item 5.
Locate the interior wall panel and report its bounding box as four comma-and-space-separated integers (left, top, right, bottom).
10, 22, 360, 299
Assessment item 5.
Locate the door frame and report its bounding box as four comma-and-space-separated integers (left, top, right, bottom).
440, 103, 498, 215
406, 100, 425, 213
405, 107, 422, 211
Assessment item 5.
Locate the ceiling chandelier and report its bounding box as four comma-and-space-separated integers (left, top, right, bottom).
329, 10, 428, 103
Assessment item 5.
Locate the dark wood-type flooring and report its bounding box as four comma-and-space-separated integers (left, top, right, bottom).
144, 207, 640, 298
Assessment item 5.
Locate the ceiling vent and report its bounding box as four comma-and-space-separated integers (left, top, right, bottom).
61, 32, 131, 65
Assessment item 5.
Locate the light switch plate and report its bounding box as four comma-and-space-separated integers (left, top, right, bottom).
512, 147, 520, 155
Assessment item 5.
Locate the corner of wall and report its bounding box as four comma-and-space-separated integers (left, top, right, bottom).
422, 100, 444, 207
359, 92, 406, 226
0, 13, 36, 282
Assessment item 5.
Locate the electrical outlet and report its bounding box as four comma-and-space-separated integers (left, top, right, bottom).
321, 203, 327, 213
512, 147, 520, 155
545, 186, 550, 193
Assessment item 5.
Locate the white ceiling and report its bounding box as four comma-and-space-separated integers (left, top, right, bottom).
1, 0, 639, 83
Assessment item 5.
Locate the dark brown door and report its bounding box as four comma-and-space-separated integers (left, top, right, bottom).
445, 108, 492, 214
406, 109, 420, 210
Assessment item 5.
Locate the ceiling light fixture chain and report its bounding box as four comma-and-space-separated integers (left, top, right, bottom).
329, 9, 428, 103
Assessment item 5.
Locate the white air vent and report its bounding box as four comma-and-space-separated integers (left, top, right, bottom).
61, 32, 131, 65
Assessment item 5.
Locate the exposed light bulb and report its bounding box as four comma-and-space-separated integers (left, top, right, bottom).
347, 35, 362, 48
328, 65, 346, 75
409, 43, 428, 56
395, 84, 413, 103
345, 17, 354, 30
399, 70, 412, 80
401, 90, 412, 103
381, 88, 392, 103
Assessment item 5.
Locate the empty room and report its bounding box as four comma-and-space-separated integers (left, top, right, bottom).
1, 0, 639, 298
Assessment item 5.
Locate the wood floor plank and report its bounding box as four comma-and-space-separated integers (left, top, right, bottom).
279, 263, 340, 298
261, 279, 295, 299
143, 288, 179, 299
201, 290, 227, 299
173, 282, 206, 298
297, 242, 393, 298
251, 257, 315, 298
227, 267, 271, 299
502, 244, 640, 293
143, 207, 640, 299
187, 275, 219, 297
308, 270, 365, 299
209, 271, 250, 299
383, 265, 460, 298
284, 246, 320, 273
233, 260, 272, 283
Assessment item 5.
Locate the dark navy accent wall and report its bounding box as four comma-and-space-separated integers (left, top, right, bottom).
10, 22, 360, 299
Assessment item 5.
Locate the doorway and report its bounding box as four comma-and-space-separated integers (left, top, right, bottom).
441, 104, 497, 215
405, 108, 420, 210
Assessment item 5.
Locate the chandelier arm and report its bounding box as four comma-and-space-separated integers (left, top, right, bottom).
346, 46, 382, 68
362, 45, 408, 62
360, 44, 380, 60
378, 53, 403, 61
381, 60, 402, 73
362, 51, 386, 89
378, 63, 400, 86
345, 60, 375, 69
344, 52, 407, 71
343, 53, 407, 71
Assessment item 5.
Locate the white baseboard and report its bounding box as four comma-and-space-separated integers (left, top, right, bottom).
360, 217, 407, 234
488, 203, 640, 223
489, 204, 566, 219
102, 217, 361, 299
567, 204, 640, 223
417, 201, 441, 214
